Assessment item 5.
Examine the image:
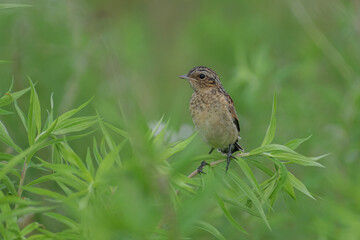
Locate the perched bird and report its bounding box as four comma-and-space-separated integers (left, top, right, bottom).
180, 66, 243, 172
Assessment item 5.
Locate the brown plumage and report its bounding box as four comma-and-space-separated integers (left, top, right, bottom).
180, 66, 243, 172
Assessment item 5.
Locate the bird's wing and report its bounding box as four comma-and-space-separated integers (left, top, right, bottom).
223, 91, 240, 133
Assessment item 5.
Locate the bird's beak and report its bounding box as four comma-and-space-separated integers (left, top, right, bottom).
179, 75, 196, 82
179, 75, 189, 80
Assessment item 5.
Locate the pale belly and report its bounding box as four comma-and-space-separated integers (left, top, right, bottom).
191, 108, 238, 149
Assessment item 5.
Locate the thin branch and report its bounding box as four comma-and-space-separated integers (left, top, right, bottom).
187, 152, 249, 178
17, 160, 28, 197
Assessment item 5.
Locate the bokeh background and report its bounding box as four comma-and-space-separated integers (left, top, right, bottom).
1, 0, 360, 239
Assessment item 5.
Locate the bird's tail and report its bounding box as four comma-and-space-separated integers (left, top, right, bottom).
233, 140, 244, 153
218, 139, 244, 155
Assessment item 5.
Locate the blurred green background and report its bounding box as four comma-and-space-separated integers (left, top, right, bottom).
1, 0, 360, 239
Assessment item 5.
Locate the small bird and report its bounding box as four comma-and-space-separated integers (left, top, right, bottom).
180, 66, 243, 173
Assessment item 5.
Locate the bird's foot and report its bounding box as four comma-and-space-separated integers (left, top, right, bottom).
208, 148, 215, 154
197, 160, 210, 174
225, 144, 236, 173
225, 155, 237, 172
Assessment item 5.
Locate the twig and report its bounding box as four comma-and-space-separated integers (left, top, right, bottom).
17, 160, 28, 197
187, 152, 249, 178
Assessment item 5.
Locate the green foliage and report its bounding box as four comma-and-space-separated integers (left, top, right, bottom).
0, 84, 324, 239
1, 1, 359, 239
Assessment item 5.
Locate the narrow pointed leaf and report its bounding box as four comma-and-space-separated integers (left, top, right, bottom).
0, 109, 12, 115
104, 122, 128, 138
22, 186, 66, 201
195, 220, 226, 240
228, 172, 271, 230
216, 196, 248, 234
95, 140, 126, 181
0, 145, 38, 180
53, 117, 97, 135
261, 91, 276, 146
20, 222, 41, 236
288, 172, 315, 199
44, 212, 79, 230
28, 78, 42, 136
0, 120, 22, 152
57, 97, 93, 123
14, 100, 28, 131
0, 206, 54, 224
285, 135, 312, 150
163, 133, 197, 159
0, 86, 30, 107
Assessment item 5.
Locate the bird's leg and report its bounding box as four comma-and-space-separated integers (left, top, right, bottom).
197, 160, 210, 174
226, 144, 233, 172
208, 148, 215, 154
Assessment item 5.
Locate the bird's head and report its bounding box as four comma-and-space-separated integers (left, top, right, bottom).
179, 66, 221, 92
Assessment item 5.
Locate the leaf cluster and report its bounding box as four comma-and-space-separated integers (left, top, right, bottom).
0, 83, 326, 239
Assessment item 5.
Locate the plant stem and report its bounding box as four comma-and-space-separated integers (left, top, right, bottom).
187, 152, 249, 178
17, 160, 28, 197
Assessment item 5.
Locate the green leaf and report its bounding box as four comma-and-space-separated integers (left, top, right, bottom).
0, 191, 18, 232
44, 212, 79, 230
195, 220, 226, 240
2, 175, 17, 196
43, 93, 54, 130
249, 144, 324, 167
0, 86, 30, 107
235, 158, 269, 207
262, 178, 277, 201
104, 122, 128, 138
22, 186, 66, 201
86, 148, 95, 176
261, 91, 276, 146
27, 79, 42, 145
100, 137, 107, 157
0, 206, 54, 224
35, 119, 58, 143
163, 133, 197, 159
20, 222, 41, 236
285, 135, 312, 150
171, 173, 197, 193
95, 140, 127, 181
57, 97, 93, 123
97, 114, 121, 165
92, 138, 102, 165
247, 159, 273, 176
53, 116, 97, 135
52, 143, 62, 164
39, 130, 96, 153
216, 196, 248, 234
228, 172, 271, 230
0, 120, 22, 152
14, 100, 28, 132
284, 179, 296, 200
149, 115, 165, 139
288, 172, 315, 199
0, 108, 12, 115
152, 119, 170, 145
310, 153, 331, 162
221, 196, 261, 217
268, 158, 288, 205
0, 153, 13, 161
25, 173, 60, 187
57, 143, 93, 182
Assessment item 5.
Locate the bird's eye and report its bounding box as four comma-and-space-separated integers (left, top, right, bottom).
199, 74, 205, 79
